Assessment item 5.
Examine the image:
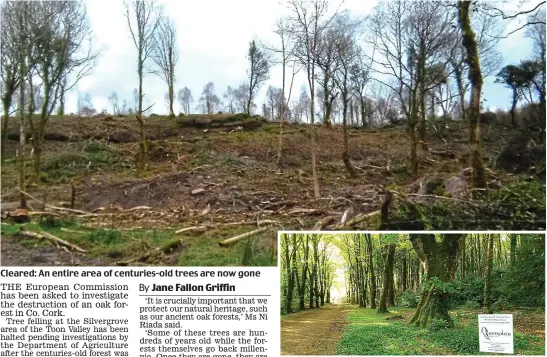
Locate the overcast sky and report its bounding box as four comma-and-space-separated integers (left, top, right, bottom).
67, 0, 537, 115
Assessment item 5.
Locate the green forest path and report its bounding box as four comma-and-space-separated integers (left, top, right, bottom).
281, 303, 351, 355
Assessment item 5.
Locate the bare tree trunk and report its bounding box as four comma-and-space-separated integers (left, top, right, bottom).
366, 234, 376, 309
277, 56, 297, 168
510, 89, 517, 127
418, 89, 428, 151
168, 52, 175, 117
510, 234, 517, 266
360, 97, 366, 127
402, 253, 407, 292
342, 92, 357, 178
461, 236, 466, 279
137, 54, 147, 175
409, 111, 419, 179
18, 58, 27, 209
1, 102, 10, 165
452, 62, 467, 121
322, 77, 332, 127
483, 234, 494, 314
378, 244, 396, 313
459, 1, 487, 193
57, 76, 66, 115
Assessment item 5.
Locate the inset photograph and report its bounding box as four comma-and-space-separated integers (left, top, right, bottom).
280, 233, 545, 355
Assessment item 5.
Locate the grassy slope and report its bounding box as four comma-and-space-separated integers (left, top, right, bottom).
0, 219, 275, 266
336, 307, 545, 356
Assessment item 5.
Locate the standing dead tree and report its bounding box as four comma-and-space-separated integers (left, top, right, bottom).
151, 17, 178, 117
246, 40, 270, 115
125, 0, 161, 176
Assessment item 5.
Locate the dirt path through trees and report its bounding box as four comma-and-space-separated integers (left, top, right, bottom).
281, 304, 351, 355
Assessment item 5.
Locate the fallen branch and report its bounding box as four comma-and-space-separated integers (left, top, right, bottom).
27, 211, 62, 218
15, 228, 87, 253
175, 225, 208, 234
60, 228, 87, 234
430, 150, 456, 159
288, 208, 318, 214
18, 190, 98, 216
175, 220, 279, 234
125, 206, 152, 212
335, 210, 381, 229
219, 227, 269, 247
313, 216, 336, 230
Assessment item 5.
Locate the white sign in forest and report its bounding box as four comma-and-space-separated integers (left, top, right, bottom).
478, 314, 514, 354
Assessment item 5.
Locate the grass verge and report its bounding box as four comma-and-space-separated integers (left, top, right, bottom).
1, 219, 276, 267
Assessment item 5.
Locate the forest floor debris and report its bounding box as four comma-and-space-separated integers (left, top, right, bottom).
1, 115, 544, 265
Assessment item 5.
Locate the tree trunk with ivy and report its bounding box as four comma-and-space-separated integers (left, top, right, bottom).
378, 244, 396, 313
458, 1, 487, 193
410, 234, 464, 328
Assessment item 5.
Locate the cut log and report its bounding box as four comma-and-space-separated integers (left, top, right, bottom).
15, 228, 86, 253
175, 225, 208, 234
7, 209, 30, 223
60, 228, 87, 234
19, 190, 98, 216
313, 216, 335, 230
27, 211, 62, 218
191, 188, 205, 195
335, 210, 381, 229
219, 227, 269, 247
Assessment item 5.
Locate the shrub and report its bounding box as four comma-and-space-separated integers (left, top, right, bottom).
480, 111, 497, 123
387, 180, 545, 230
229, 113, 251, 121
449, 275, 484, 308
84, 140, 109, 153
398, 290, 420, 308
462, 300, 481, 309
495, 236, 545, 307
496, 132, 545, 175
428, 318, 450, 331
